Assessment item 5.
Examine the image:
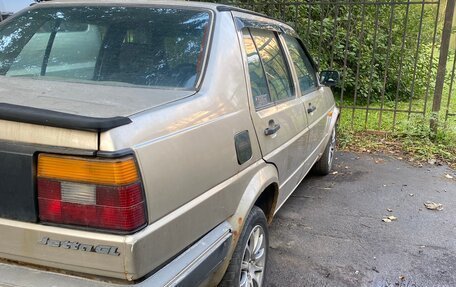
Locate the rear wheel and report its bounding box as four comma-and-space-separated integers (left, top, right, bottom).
313, 127, 336, 175
219, 206, 269, 287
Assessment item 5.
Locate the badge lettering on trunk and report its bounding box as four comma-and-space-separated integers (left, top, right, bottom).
38, 237, 120, 256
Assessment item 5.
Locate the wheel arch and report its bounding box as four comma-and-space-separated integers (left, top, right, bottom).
209, 162, 279, 285
229, 163, 279, 239
254, 182, 278, 224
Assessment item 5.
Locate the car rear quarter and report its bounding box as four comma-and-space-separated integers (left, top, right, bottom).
0, 1, 268, 285
0, 1, 339, 286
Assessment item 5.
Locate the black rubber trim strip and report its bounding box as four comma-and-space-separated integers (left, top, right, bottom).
177, 232, 232, 287
0, 103, 132, 132
96, 148, 134, 158
220, 5, 298, 36
0, 139, 96, 157
216, 5, 270, 19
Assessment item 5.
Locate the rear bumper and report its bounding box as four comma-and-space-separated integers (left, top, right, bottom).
0, 222, 232, 287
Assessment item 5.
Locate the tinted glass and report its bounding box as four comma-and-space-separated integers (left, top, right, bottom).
0, 7, 211, 89
7, 22, 102, 80
284, 35, 317, 94
250, 29, 294, 102
242, 29, 271, 108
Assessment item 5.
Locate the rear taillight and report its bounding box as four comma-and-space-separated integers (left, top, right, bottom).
37, 154, 147, 233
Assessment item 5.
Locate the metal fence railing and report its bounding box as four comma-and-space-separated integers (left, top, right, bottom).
447, 46, 456, 126
196, 0, 456, 132
1, 1, 454, 132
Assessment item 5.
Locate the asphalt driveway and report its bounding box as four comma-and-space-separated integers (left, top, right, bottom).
267, 151, 456, 287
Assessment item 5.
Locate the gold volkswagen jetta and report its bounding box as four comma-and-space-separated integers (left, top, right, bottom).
0, 1, 339, 286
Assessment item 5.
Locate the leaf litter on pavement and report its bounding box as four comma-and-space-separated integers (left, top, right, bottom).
424, 201, 443, 211
382, 215, 398, 223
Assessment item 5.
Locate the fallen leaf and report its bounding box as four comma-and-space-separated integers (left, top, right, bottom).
424, 201, 443, 211
286, 241, 295, 247
445, 174, 454, 179
382, 215, 398, 222
399, 275, 406, 281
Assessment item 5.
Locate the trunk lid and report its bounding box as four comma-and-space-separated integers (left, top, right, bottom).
0, 77, 195, 118
0, 76, 193, 222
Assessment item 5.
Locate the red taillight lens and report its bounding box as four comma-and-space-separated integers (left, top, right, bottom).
37, 155, 147, 233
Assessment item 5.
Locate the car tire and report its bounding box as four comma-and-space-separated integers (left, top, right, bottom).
313, 126, 336, 175
219, 206, 269, 287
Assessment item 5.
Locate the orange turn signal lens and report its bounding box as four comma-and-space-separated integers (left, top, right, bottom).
38, 154, 139, 186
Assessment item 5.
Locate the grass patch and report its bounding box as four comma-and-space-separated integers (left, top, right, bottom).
335, 52, 455, 168
337, 113, 456, 169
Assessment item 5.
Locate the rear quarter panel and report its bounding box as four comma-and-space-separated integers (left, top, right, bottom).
98, 11, 265, 279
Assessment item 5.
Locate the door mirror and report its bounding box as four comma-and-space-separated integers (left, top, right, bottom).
319, 70, 340, 87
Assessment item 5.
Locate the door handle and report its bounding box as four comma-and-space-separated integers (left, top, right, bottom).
264, 120, 281, 136
307, 105, 317, 114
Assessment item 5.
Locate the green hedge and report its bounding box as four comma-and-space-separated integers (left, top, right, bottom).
202, 0, 443, 103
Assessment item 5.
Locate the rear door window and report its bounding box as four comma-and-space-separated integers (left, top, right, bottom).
250, 29, 294, 103
242, 29, 272, 109
284, 35, 317, 95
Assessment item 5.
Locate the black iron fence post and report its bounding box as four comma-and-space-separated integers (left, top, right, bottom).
431, 0, 455, 134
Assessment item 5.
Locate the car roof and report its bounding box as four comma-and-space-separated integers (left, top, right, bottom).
36, 0, 230, 10
36, 0, 294, 31
35, 0, 270, 18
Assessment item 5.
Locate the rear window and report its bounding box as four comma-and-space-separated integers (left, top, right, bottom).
0, 6, 211, 89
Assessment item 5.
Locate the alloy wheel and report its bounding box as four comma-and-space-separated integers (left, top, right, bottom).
239, 225, 267, 287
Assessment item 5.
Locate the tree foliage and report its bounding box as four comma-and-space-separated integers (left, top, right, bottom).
202, 0, 443, 102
